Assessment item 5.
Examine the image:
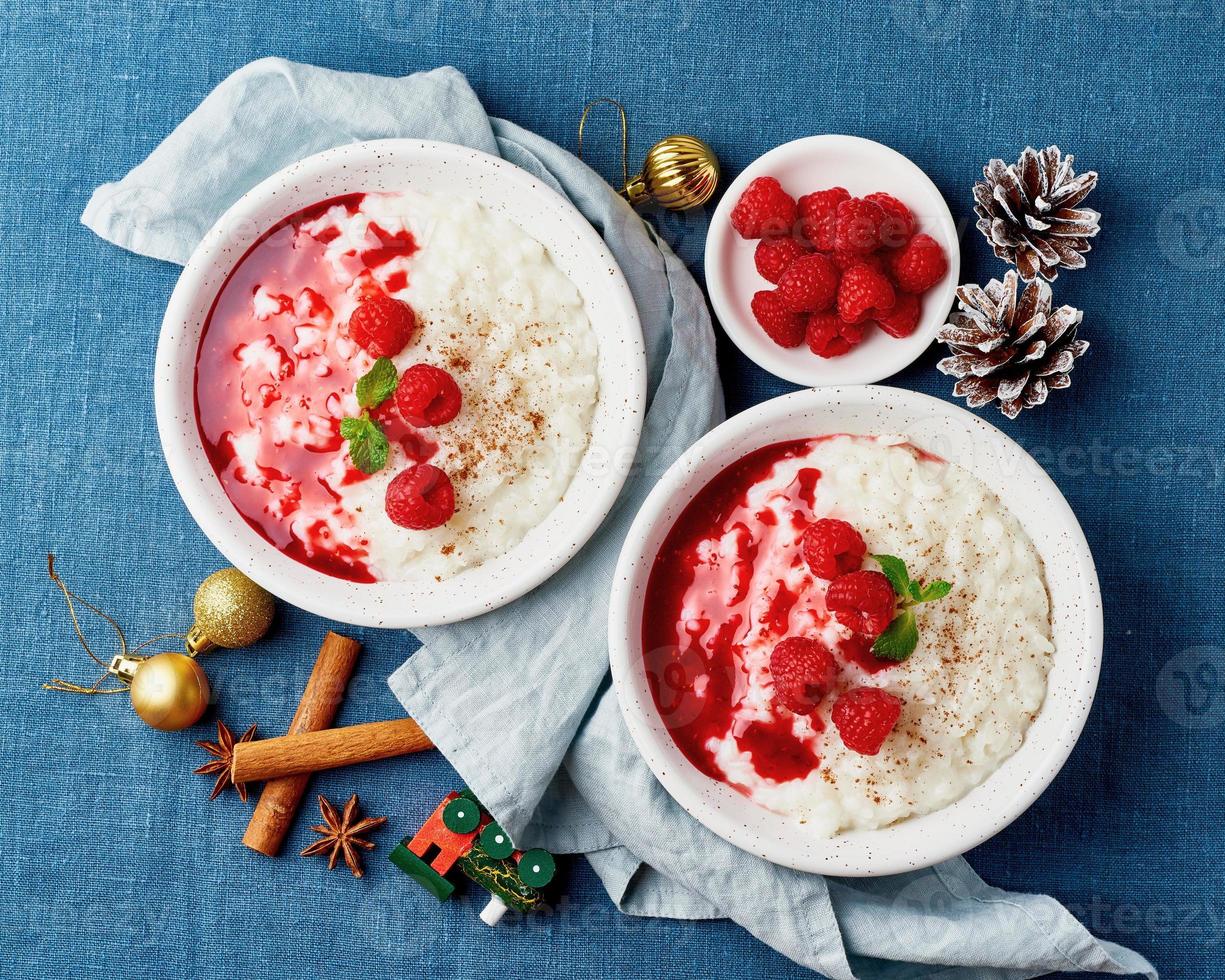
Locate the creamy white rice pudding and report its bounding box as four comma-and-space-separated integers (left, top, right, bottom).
195, 190, 598, 582
642, 434, 1053, 836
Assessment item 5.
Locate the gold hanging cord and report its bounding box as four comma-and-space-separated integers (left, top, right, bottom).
42, 554, 183, 694
577, 98, 629, 193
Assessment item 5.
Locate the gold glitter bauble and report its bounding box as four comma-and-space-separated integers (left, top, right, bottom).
622, 135, 719, 211
186, 568, 275, 655
129, 653, 211, 731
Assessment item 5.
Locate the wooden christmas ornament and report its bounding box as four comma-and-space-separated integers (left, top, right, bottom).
390, 790, 557, 925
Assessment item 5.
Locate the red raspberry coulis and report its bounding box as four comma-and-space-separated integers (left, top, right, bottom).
194, 193, 423, 583
642, 437, 913, 791
735, 714, 823, 783
643, 440, 830, 786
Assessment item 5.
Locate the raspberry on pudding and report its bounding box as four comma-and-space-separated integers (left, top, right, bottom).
195, 190, 599, 583
395, 364, 462, 428
641, 434, 1053, 837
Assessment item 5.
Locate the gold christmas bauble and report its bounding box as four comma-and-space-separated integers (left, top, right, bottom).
622, 135, 719, 211
129, 653, 211, 731
186, 568, 275, 655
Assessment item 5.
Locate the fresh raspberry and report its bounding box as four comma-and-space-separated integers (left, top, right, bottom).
837, 263, 896, 324
754, 236, 810, 284
776, 252, 839, 313
802, 518, 867, 579
876, 291, 921, 338
833, 197, 887, 255
805, 312, 867, 358
832, 687, 904, 755
797, 187, 850, 251
731, 177, 797, 239
864, 192, 916, 248
385, 463, 456, 530
826, 570, 896, 638
831, 249, 886, 274
888, 233, 948, 293
751, 290, 806, 348
395, 364, 462, 427
347, 295, 417, 358
769, 637, 838, 715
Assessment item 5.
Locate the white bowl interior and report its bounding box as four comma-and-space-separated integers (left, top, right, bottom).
156, 140, 645, 628
705, 136, 960, 387
609, 386, 1101, 876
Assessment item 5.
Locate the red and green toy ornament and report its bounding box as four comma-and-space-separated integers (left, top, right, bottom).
390, 790, 557, 925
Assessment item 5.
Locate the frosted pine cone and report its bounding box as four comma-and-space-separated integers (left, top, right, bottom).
973, 145, 1100, 282
937, 271, 1088, 419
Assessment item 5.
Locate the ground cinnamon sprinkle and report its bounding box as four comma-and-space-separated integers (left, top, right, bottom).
432, 317, 563, 494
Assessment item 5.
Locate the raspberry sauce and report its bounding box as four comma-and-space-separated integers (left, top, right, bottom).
642, 440, 825, 785
194, 194, 421, 583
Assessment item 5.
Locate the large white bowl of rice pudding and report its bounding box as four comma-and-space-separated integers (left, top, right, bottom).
608, 386, 1101, 876
156, 140, 645, 627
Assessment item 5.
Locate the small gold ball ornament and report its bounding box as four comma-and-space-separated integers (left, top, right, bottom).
577, 99, 719, 212
120, 653, 211, 731
621, 134, 720, 211
186, 568, 275, 655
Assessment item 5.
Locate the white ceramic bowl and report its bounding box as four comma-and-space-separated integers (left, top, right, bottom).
705, 136, 959, 387
156, 139, 645, 628
608, 386, 1101, 876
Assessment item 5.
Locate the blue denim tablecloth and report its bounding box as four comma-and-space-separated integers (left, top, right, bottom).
1, 2, 1222, 979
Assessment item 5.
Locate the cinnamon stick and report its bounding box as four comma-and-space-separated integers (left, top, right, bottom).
232, 717, 433, 782
242, 631, 361, 857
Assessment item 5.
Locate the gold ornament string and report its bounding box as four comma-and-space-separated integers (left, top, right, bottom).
577, 97, 629, 193
43, 554, 184, 695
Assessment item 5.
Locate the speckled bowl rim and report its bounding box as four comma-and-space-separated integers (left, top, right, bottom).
705, 135, 960, 387
156, 139, 646, 628
608, 386, 1102, 876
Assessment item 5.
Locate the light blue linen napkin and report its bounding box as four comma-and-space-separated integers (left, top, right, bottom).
83, 58, 1155, 980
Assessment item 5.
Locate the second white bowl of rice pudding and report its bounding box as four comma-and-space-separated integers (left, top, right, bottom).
609, 386, 1102, 875
157, 140, 645, 626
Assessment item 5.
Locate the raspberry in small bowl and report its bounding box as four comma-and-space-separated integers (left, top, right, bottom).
705, 136, 959, 387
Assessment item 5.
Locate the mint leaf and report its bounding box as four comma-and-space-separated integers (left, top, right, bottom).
356, 357, 398, 409
340, 416, 367, 441
341, 416, 390, 474
918, 580, 952, 603
872, 554, 910, 598
871, 609, 919, 662
907, 580, 924, 603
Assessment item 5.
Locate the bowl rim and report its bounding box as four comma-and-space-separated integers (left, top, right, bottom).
607, 385, 1102, 876
704, 134, 960, 387
155, 138, 646, 628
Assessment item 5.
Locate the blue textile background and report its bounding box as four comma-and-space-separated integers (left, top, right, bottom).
0, 2, 1221, 978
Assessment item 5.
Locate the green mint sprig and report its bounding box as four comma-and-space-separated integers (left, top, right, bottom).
355, 357, 398, 409
870, 554, 952, 662
340, 358, 398, 475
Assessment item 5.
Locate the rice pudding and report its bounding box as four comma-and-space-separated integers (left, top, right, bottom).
641, 434, 1053, 837
195, 190, 599, 582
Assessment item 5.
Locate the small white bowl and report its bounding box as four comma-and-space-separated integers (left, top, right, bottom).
608, 386, 1101, 876
156, 139, 645, 628
705, 136, 960, 387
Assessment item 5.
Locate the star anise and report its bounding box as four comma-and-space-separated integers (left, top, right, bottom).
193, 720, 257, 802
300, 794, 387, 878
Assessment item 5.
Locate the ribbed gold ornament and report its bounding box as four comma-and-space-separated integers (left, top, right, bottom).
578, 99, 719, 212
186, 568, 275, 655
622, 135, 719, 211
